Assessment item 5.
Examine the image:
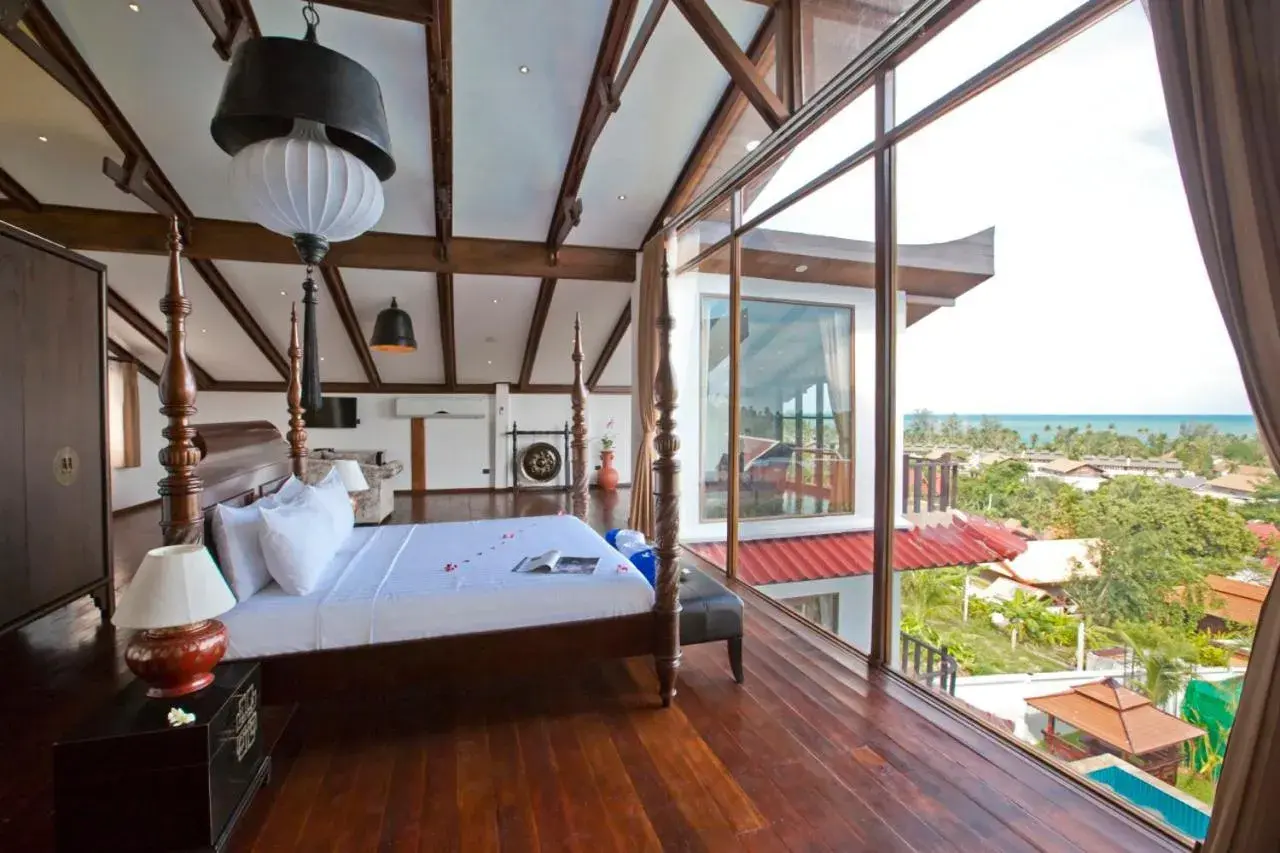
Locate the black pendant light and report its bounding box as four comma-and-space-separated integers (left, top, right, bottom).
370, 298, 417, 352
211, 0, 395, 411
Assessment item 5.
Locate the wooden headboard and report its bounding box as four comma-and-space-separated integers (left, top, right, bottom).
194, 420, 292, 509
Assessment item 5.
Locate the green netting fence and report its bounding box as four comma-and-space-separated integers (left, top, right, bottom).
1181, 677, 1243, 780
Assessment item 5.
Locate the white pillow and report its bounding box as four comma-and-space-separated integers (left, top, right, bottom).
210, 476, 307, 603
258, 487, 347, 596
312, 467, 355, 535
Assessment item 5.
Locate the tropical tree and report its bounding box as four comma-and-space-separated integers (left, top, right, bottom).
1117, 622, 1196, 709
900, 568, 961, 632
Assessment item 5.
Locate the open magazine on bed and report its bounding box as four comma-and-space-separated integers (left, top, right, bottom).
512, 550, 599, 575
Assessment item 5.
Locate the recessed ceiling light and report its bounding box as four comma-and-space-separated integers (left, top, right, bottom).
617, 194, 627, 201
280, 290, 287, 296
518, 65, 529, 74
487, 360, 493, 365
37, 135, 48, 143
795, 264, 809, 273
745, 139, 761, 152
201, 328, 207, 333
320, 357, 325, 362
492, 298, 499, 304
128, 3, 140, 10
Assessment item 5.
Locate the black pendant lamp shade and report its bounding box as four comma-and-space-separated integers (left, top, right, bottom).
370, 298, 417, 353
210, 24, 396, 181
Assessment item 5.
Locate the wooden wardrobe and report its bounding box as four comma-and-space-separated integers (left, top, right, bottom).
0, 222, 112, 634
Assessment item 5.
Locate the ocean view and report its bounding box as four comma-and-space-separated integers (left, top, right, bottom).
905, 413, 1258, 444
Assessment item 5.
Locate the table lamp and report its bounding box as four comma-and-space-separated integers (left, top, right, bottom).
113, 544, 237, 698
332, 459, 369, 512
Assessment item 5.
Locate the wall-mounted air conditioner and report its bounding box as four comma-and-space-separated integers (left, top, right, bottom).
394, 396, 487, 419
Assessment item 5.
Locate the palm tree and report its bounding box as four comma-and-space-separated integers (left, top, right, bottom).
1121, 627, 1195, 709
900, 569, 959, 630
1030, 433, 1039, 449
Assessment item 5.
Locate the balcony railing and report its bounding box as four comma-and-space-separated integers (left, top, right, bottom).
902, 454, 960, 515
899, 632, 958, 695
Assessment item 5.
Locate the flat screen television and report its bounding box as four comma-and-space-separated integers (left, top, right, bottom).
304, 397, 358, 429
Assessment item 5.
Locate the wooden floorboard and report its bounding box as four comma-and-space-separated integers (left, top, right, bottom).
0, 490, 1188, 852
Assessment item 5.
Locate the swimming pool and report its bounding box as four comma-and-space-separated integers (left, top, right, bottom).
1086, 765, 1210, 841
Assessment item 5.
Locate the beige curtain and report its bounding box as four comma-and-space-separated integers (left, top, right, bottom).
121, 360, 141, 468
107, 359, 142, 469
627, 236, 664, 538
1148, 4, 1280, 850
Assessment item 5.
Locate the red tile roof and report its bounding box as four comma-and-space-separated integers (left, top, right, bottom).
686, 514, 1029, 586
1248, 522, 1280, 546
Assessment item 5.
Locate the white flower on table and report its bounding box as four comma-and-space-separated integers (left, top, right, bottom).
167, 706, 196, 727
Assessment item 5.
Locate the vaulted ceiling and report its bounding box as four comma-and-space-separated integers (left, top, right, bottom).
0, 0, 893, 392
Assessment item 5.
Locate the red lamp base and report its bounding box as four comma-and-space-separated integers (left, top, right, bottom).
124, 619, 229, 698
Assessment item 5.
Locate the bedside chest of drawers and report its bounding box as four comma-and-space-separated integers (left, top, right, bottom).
54, 661, 269, 852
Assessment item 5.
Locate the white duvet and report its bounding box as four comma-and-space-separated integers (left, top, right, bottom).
221, 514, 655, 660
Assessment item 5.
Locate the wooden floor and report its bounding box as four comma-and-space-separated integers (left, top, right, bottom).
0, 490, 1185, 852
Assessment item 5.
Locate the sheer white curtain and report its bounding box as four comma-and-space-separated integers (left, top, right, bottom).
819, 312, 852, 509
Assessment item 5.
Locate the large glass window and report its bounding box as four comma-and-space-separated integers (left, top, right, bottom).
699, 297, 853, 521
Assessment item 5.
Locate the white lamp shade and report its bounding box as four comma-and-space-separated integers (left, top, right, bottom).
230, 120, 385, 242
113, 545, 236, 630
332, 459, 369, 492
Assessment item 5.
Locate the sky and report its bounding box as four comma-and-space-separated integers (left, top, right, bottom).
743, 0, 1251, 416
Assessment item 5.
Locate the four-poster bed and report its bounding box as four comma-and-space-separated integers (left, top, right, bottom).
152, 218, 684, 707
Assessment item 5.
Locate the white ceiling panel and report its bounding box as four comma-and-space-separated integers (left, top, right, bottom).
572, 0, 766, 248
453, 0, 611, 242
46, 0, 432, 234
597, 326, 633, 386
453, 275, 540, 383
0, 38, 149, 212
341, 268, 445, 384
89, 251, 278, 382
531, 280, 632, 384
219, 260, 365, 383
107, 311, 166, 375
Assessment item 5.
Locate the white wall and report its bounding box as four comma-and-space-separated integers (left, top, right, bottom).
112, 378, 632, 510
755, 572, 902, 657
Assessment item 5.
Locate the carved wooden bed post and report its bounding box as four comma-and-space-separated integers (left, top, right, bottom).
286, 304, 308, 477
157, 217, 204, 545
653, 251, 682, 707
570, 312, 589, 520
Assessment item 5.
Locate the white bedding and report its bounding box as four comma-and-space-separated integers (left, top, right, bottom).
221, 514, 655, 660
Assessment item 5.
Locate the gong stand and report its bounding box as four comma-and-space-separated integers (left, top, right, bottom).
508, 422, 572, 494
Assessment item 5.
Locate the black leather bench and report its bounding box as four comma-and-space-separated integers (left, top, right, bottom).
678, 565, 744, 683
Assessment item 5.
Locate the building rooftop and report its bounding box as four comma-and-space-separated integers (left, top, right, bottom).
989, 538, 1099, 586
686, 513, 1028, 586
1027, 678, 1206, 756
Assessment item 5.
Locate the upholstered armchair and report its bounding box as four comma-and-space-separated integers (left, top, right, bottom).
306, 450, 403, 524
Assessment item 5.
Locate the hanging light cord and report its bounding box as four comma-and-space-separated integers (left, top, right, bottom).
302, 1, 320, 40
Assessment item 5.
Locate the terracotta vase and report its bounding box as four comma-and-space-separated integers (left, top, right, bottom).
598, 449, 619, 491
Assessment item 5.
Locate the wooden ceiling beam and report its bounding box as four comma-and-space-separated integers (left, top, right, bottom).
211, 380, 634, 395
645, 9, 775, 242
321, 265, 381, 387
0, 166, 40, 213
587, 302, 631, 390
107, 338, 161, 385
191, 0, 260, 61
0, 205, 639, 281
518, 277, 556, 388
188, 257, 290, 378
9, 1, 292, 379
615, 0, 668, 94
546, 0, 641, 255
424, 0, 452, 260
436, 272, 457, 388
107, 289, 215, 390
672, 0, 788, 130
311, 0, 431, 22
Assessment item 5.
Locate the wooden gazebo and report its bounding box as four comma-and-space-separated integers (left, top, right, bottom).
1028, 678, 1205, 784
